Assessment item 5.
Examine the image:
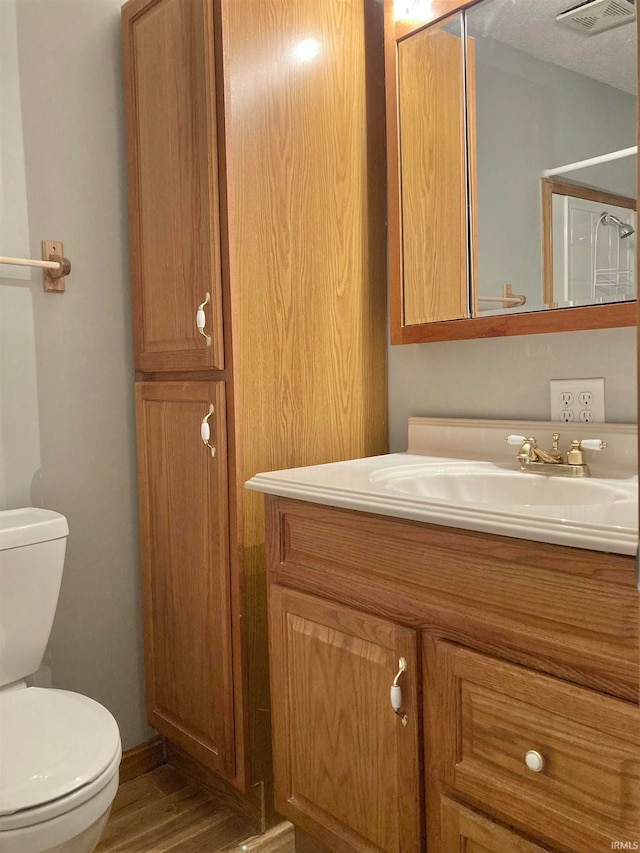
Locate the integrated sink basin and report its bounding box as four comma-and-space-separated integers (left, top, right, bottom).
246, 418, 638, 555
369, 463, 634, 507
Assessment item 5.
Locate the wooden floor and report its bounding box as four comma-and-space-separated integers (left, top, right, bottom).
97, 764, 295, 852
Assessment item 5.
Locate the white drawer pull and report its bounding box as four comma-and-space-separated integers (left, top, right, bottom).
200, 404, 216, 457
390, 657, 408, 726
196, 292, 212, 347
525, 750, 545, 772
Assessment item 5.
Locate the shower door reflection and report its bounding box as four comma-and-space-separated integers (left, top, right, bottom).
543, 179, 636, 308
468, 0, 637, 317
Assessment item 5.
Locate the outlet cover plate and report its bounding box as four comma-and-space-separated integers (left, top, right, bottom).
550, 378, 605, 423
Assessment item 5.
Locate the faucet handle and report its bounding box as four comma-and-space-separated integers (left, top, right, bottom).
578, 439, 607, 451
567, 438, 607, 466
505, 434, 529, 446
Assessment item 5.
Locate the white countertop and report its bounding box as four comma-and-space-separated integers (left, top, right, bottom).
245, 418, 638, 556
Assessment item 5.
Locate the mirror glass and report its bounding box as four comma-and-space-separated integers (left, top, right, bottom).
467, 0, 637, 317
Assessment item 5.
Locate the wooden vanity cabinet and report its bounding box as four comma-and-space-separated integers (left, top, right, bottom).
264, 496, 640, 852
122, 0, 388, 823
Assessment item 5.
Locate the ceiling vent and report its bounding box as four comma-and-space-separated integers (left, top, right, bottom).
556, 0, 636, 35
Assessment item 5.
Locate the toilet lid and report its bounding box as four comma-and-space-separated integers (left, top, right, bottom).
0, 687, 121, 815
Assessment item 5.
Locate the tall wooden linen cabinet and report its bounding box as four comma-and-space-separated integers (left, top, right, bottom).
121, 0, 388, 823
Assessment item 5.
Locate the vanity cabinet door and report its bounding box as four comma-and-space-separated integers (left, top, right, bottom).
122, 0, 225, 373
135, 380, 234, 777
269, 586, 423, 853
434, 642, 640, 852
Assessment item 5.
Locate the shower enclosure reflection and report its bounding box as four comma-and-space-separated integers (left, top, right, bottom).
469, 0, 637, 317
542, 178, 636, 309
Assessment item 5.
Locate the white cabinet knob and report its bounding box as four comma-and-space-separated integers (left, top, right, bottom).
525, 750, 545, 772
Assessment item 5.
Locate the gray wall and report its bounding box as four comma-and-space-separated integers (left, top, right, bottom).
388, 327, 637, 451
0, 0, 149, 749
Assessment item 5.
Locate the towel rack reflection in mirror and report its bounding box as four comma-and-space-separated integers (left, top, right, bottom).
477, 284, 526, 309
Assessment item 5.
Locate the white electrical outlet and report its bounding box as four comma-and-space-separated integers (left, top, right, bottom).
549, 378, 605, 423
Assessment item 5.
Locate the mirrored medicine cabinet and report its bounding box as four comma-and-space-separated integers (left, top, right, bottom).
385, 0, 638, 343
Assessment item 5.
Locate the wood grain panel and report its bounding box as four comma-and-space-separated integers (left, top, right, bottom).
440, 798, 552, 853
269, 586, 422, 853
135, 381, 234, 775
220, 0, 388, 811
267, 498, 638, 699
222, 0, 388, 486
435, 643, 640, 852
122, 0, 224, 372
398, 18, 468, 324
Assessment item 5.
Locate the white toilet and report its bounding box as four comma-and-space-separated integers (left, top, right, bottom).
0, 508, 122, 853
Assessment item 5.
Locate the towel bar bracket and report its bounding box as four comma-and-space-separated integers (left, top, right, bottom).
42, 240, 70, 292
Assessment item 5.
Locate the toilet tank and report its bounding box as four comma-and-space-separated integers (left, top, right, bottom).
0, 508, 69, 687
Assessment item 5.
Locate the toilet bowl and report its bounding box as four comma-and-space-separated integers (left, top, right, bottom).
0, 509, 122, 853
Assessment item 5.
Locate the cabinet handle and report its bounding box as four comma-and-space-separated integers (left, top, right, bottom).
390, 657, 408, 726
524, 750, 545, 772
196, 292, 212, 347
200, 404, 216, 457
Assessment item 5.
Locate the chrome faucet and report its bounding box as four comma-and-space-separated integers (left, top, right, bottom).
505, 433, 607, 477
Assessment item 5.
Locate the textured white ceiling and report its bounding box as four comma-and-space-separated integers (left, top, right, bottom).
466, 0, 637, 94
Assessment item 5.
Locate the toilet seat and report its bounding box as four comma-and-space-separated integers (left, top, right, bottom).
0, 687, 121, 830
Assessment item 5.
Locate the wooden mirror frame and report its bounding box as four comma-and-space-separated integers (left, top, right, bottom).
385, 0, 638, 344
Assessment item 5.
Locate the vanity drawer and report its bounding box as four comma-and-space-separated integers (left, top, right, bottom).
440, 797, 552, 852
266, 497, 638, 701
435, 642, 640, 853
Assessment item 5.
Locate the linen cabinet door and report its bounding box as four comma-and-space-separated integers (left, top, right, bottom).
269, 585, 423, 853
122, 0, 224, 372
135, 380, 233, 776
